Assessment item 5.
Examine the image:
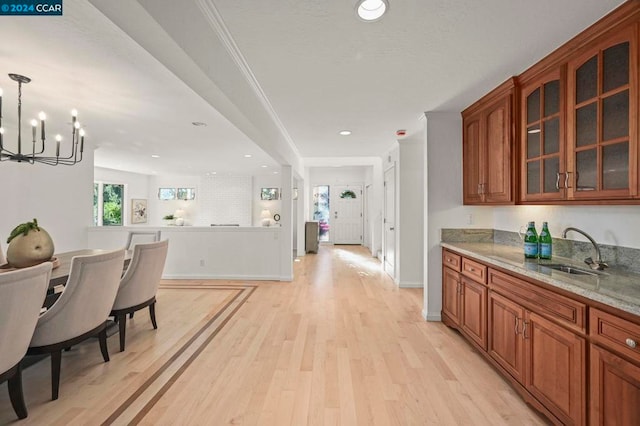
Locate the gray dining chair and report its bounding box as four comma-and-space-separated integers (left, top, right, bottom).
0, 262, 52, 419
28, 249, 125, 400
111, 240, 168, 351
125, 230, 162, 250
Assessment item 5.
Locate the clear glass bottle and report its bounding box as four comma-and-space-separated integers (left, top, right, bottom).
538, 222, 552, 260
524, 221, 539, 259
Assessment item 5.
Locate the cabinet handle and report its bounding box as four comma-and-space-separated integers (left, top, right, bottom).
515, 317, 520, 335
522, 321, 529, 339
626, 338, 637, 349
555, 173, 561, 190
565, 172, 572, 189
447, 258, 453, 263
468, 267, 475, 272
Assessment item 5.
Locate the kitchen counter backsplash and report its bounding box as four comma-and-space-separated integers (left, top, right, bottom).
442, 228, 640, 274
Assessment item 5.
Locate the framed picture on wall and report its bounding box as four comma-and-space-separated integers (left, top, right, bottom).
261, 187, 280, 200
131, 199, 148, 224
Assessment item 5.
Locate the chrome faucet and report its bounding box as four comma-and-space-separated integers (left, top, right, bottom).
561, 227, 608, 270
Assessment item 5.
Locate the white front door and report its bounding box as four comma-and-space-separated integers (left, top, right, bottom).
384, 166, 396, 277
331, 185, 362, 244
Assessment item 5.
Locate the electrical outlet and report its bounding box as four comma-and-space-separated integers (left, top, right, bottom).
467, 214, 473, 225
199, 259, 205, 267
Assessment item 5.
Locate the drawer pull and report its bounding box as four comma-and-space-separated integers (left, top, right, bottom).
447, 259, 453, 263
626, 338, 637, 349
468, 267, 475, 272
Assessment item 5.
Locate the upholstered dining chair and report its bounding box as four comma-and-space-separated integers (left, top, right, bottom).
28, 249, 125, 401
0, 262, 52, 419
125, 230, 162, 250
111, 239, 168, 352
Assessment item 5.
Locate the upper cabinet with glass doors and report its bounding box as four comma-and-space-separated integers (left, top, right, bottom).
566, 26, 637, 200
520, 69, 566, 202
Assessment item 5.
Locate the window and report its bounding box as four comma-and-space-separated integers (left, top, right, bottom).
94, 182, 125, 226
313, 185, 330, 242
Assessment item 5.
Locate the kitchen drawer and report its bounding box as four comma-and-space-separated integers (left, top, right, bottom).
461, 257, 487, 284
590, 308, 640, 364
489, 268, 586, 333
442, 250, 461, 272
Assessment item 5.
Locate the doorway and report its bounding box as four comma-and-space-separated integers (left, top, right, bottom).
331, 185, 363, 244
383, 166, 396, 278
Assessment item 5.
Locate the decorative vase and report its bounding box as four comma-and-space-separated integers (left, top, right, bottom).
7, 227, 55, 268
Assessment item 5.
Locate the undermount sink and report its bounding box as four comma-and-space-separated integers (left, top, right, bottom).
542, 263, 603, 276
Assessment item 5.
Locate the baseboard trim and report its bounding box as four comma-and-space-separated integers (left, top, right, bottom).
398, 281, 424, 288
422, 309, 442, 322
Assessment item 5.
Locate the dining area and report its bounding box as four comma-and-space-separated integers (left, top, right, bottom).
0, 230, 168, 421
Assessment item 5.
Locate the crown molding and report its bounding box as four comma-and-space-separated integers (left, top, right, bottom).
196, 0, 301, 159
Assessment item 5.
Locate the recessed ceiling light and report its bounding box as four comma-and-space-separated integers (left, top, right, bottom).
273, 171, 279, 174
192, 121, 207, 126
244, 154, 252, 158
151, 154, 160, 158
355, 0, 388, 22
261, 165, 268, 168
211, 171, 217, 175
339, 130, 352, 136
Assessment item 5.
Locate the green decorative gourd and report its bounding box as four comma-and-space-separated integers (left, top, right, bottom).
6, 218, 55, 268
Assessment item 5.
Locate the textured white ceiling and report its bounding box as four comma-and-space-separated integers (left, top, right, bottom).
1, 0, 627, 174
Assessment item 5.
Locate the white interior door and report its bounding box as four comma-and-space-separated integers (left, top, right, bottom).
384, 166, 396, 277
331, 185, 362, 244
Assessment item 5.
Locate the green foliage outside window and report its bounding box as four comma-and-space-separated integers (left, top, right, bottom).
103, 184, 123, 226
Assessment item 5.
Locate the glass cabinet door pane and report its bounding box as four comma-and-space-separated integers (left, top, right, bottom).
527, 126, 541, 158
576, 55, 598, 103
544, 80, 560, 116
527, 161, 540, 194
603, 42, 629, 93
576, 149, 597, 191
602, 90, 629, 141
527, 88, 540, 124
603, 142, 629, 189
544, 117, 559, 154
543, 157, 560, 193
576, 102, 597, 147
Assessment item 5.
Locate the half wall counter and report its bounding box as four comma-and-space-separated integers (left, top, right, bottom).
87, 226, 282, 281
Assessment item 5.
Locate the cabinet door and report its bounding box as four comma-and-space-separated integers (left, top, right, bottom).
525, 312, 586, 425
567, 26, 638, 200
488, 291, 526, 384
590, 344, 640, 426
442, 266, 461, 326
520, 69, 566, 202
462, 112, 483, 204
483, 95, 514, 204
460, 277, 487, 350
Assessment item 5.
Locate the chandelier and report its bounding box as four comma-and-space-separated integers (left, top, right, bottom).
0, 73, 85, 165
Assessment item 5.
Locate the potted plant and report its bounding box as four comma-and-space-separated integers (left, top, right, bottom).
162, 214, 174, 226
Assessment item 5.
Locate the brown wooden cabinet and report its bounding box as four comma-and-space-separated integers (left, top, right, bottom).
489, 290, 526, 384
566, 25, 638, 201
520, 68, 567, 202
441, 250, 488, 351
462, 78, 515, 205
589, 307, 640, 425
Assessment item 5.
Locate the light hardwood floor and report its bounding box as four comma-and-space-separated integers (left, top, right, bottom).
0, 245, 547, 425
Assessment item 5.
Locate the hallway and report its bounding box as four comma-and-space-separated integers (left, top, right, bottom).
0, 246, 545, 425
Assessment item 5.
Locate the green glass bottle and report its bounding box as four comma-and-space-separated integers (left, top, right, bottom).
538, 222, 552, 260
524, 221, 538, 259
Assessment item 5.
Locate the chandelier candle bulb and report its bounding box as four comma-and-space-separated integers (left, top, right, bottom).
38, 111, 45, 141
30, 119, 37, 143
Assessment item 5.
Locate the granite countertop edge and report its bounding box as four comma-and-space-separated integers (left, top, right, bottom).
441, 241, 640, 317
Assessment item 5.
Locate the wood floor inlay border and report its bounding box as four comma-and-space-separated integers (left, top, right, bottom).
101, 283, 257, 425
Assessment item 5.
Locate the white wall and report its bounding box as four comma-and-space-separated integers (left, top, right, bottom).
252, 174, 282, 226
95, 167, 150, 226
149, 175, 201, 225
423, 112, 493, 321
398, 138, 424, 287
0, 150, 95, 253
493, 205, 640, 249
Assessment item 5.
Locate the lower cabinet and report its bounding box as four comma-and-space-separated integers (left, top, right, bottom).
442, 265, 461, 326
460, 276, 487, 350
589, 344, 640, 425
489, 290, 526, 384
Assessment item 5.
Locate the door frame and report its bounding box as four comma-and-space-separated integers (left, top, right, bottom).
383, 164, 396, 280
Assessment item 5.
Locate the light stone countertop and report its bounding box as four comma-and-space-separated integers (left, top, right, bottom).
441, 242, 640, 317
